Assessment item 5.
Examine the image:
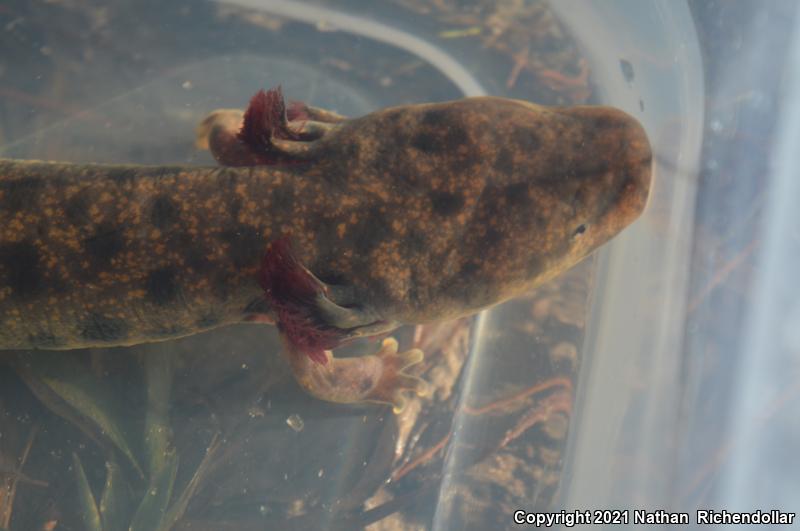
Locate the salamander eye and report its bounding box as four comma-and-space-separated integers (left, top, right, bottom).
573, 224, 587, 237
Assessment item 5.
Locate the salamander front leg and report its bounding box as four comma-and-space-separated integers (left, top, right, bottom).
283, 336, 428, 413
258, 237, 430, 412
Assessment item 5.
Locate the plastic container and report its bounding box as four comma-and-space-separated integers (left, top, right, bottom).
551, 0, 704, 510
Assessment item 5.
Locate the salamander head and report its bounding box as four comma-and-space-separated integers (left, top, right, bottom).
524, 102, 653, 273
350, 97, 653, 318
249, 94, 653, 329
460, 98, 654, 310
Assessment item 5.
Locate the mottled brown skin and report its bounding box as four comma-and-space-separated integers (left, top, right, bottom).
315, 99, 652, 323
0, 96, 651, 411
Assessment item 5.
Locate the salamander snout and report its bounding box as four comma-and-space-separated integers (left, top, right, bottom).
585, 106, 653, 239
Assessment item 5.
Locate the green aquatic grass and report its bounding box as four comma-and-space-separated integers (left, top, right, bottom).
129, 449, 178, 531
98, 460, 131, 531
16, 351, 218, 530
142, 354, 173, 481
14, 352, 143, 478
72, 453, 103, 531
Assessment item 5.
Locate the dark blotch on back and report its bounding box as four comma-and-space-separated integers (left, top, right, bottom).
351, 207, 391, 255
382, 146, 421, 188
512, 127, 541, 151
429, 191, 464, 216
221, 225, 263, 268
411, 131, 439, 153
65, 193, 92, 226
185, 243, 213, 274
405, 228, 428, 255
482, 225, 503, 249
421, 109, 449, 127
459, 261, 480, 277
418, 108, 468, 152
0, 242, 41, 298
228, 198, 242, 221
494, 147, 514, 176
0, 178, 43, 212
83, 225, 125, 268
270, 185, 294, 213
106, 166, 140, 184
146, 267, 180, 306
363, 276, 393, 311
504, 182, 529, 207
445, 127, 468, 147
81, 313, 129, 342
150, 195, 180, 229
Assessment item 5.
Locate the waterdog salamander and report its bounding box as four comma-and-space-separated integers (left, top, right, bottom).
0, 89, 652, 411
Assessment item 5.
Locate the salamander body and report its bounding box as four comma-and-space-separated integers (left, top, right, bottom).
0, 90, 652, 410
